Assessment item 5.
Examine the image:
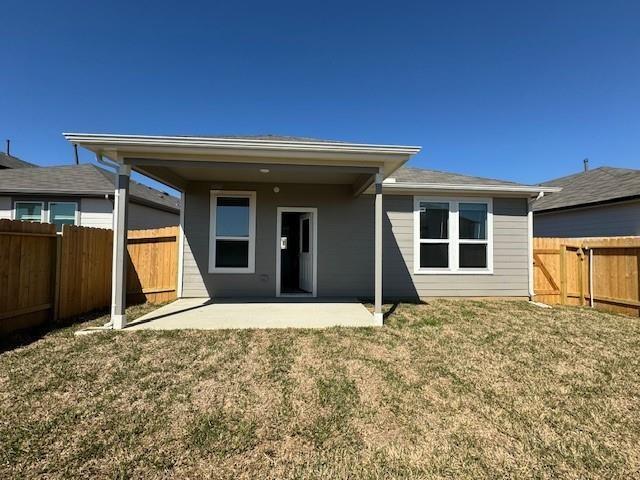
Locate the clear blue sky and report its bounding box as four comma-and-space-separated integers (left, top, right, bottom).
2, 0, 639, 193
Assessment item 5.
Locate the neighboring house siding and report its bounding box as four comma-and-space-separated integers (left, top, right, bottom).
80, 198, 113, 228
1, 196, 177, 230
534, 200, 640, 237
181, 183, 530, 299
0, 196, 11, 219
129, 202, 179, 229
384, 196, 530, 298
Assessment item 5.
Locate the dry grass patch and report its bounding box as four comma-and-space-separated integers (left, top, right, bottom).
1, 300, 639, 479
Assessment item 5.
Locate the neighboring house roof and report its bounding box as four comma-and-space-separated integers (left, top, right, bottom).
0, 163, 179, 212
0, 152, 38, 169
533, 166, 640, 212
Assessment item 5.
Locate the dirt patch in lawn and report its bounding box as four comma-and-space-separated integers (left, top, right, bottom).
1, 300, 640, 479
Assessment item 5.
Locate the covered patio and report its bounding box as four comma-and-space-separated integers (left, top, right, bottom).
64, 133, 420, 330
125, 297, 377, 330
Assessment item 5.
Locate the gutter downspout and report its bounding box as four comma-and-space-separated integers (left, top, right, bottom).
96, 153, 119, 171
528, 192, 544, 299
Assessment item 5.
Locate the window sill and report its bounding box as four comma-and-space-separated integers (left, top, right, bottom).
414, 269, 494, 275
209, 268, 255, 274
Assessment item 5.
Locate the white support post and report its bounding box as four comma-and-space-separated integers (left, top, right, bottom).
177, 190, 185, 298
374, 172, 383, 325
111, 163, 131, 329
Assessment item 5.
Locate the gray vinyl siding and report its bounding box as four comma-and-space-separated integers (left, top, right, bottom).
384, 196, 530, 298
181, 182, 530, 299
534, 200, 640, 237
129, 202, 179, 229
182, 182, 375, 298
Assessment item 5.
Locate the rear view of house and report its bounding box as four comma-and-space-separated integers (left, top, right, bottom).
66, 133, 556, 328
534, 166, 640, 237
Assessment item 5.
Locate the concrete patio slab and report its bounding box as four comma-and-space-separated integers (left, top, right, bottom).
125, 298, 377, 330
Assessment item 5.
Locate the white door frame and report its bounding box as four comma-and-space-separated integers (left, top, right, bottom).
276, 207, 318, 297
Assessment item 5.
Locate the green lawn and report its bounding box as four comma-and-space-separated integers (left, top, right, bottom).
1, 300, 639, 479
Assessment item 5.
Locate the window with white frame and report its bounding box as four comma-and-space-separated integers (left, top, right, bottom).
49, 202, 78, 232
14, 201, 44, 223
209, 191, 256, 273
414, 197, 493, 273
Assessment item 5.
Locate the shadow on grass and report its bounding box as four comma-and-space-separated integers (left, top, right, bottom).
0, 308, 110, 355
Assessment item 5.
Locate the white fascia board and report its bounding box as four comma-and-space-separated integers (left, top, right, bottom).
62, 133, 422, 156
381, 182, 561, 196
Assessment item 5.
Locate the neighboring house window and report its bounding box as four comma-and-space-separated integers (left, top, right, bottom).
14, 201, 44, 223
414, 197, 493, 274
209, 191, 256, 273
49, 202, 78, 232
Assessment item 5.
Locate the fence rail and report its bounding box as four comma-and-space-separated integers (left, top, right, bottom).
0, 220, 179, 334
534, 236, 640, 316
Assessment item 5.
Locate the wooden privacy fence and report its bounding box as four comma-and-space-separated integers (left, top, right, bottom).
1, 220, 179, 334
0, 220, 58, 334
533, 236, 640, 316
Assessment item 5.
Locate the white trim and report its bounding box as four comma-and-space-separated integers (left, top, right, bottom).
63, 132, 421, 155
177, 190, 185, 298
385, 182, 560, 195
413, 196, 494, 275
275, 207, 318, 298
527, 192, 543, 298
208, 190, 256, 274
13, 201, 45, 223
48, 201, 79, 230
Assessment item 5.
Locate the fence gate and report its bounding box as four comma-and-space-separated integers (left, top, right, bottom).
533, 236, 640, 317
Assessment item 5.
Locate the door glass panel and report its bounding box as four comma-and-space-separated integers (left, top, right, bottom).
420, 243, 448, 268
459, 244, 487, 268
420, 202, 449, 239
459, 203, 487, 240
216, 197, 249, 237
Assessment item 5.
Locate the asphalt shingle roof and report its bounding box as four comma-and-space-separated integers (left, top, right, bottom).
0, 163, 179, 211
0, 153, 38, 169
533, 166, 640, 212
391, 166, 525, 187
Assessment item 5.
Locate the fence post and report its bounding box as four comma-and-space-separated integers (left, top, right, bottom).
588, 247, 594, 308
578, 247, 585, 306
52, 234, 62, 322
559, 244, 567, 305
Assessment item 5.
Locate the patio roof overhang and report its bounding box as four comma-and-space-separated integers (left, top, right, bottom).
63, 133, 421, 194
